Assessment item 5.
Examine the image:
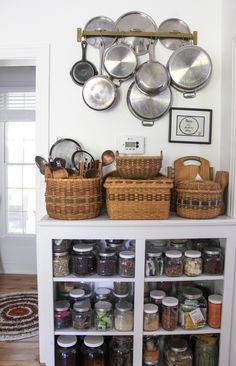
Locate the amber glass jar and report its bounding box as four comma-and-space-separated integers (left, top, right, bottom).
56, 335, 78, 366
80, 335, 107, 366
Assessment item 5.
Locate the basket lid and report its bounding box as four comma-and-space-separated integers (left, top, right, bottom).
176, 180, 222, 192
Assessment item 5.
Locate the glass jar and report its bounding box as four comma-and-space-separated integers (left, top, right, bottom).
179, 287, 207, 330
53, 239, 71, 253
94, 300, 113, 331
161, 296, 178, 331
143, 337, 160, 364
203, 247, 224, 275
146, 239, 168, 252
164, 250, 183, 277
72, 300, 92, 330
96, 249, 117, 276
145, 249, 164, 277
56, 335, 78, 366
169, 239, 189, 252
150, 289, 166, 323
143, 303, 159, 331
114, 301, 133, 331
71, 244, 95, 276
113, 281, 130, 295
191, 238, 220, 252
94, 287, 113, 303
109, 336, 133, 366
80, 335, 107, 366
164, 338, 193, 366
69, 288, 85, 307
194, 335, 219, 366
53, 251, 70, 277
54, 300, 71, 329
208, 294, 223, 328
113, 291, 130, 305
184, 250, 203, 276
106, 240, 126, 253
118, 251, 135, 277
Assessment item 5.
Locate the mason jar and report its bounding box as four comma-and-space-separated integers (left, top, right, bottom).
162, 296, 178, 331
56, 335, 78, 366
143, 337, 160, 365
143, 303, 159, 331
72, 300, 92, 330
164, 250, 183, 277
53, 251, 70, 277
54, 300, 71, 329
114, 301, 133, 331
203, 247, 224, 275
118, 251, 135, 277
71, 244, 95, 276
94, 300, 113, 331
145, 249, 164, 277
184, 250, 203, 276
96, 249, 117, 276
179, 287, 207, 330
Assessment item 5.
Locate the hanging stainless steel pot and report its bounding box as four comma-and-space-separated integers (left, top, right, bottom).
127, 82, 172, 126
167, 45, 212, 98
158, 18, 192, 50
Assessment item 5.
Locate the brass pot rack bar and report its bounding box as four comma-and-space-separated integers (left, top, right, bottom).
77, 28, 198, 45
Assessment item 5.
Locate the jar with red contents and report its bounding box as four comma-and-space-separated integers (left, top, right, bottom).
208, 294, 223, 328
54, 300, 71, 329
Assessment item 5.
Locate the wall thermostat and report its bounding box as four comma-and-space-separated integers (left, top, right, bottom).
116, 136, 145, 154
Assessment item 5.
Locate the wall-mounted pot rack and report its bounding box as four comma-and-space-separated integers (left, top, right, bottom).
77, 28, 198, 45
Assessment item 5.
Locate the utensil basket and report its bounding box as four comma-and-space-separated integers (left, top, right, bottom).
45, 177, 102, 220
104, 176, 173, 220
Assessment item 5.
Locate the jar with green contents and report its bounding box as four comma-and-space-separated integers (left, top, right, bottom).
94, 300, 113, 331
53, 251, 70, 277
56, 335, 78, 366
80, 335, 107, 366
164, 337, 193, 366
179, 287, 207, 330
109, 336, 133, 366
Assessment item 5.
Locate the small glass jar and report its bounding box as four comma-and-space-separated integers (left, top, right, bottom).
94, 300, 113, 331
56, 335, 78, 366
72, 300, 92, 330
113, 281, 130, 295
164, 338, 193, 366
114, 301, 133, 331
208, 294, 223, 328
54, 300, 71, 329
169, 239, 189, 252
145, 249, 164, 277
161, 296, 178, 331
143, 337, 160, 365
164, 250, 183, 277
69, 288, 85, 307
80, 335, 107, 366
203, 247, 224, 275
146, 239, 168, 252
191, 238, 220, 252
96, 249, 117, 276
184, 250, 203, 276
109, 336, 133, 366
53, 239, 71, 253
106, 240, 126, 253
71, 244, 95, 276
143, 303, 159, 331
118, 251, 135, 277
150, 289, 166, 323
53, 251, 70, 277
179, 287, 207, 330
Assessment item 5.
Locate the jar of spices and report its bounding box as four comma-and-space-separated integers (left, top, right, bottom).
71, 244, 95, 276
150, 290, 166, 324
145, 249, 164, 277
53, 251, 70, 277
146, 239, 168, 252
72, 300, 92, 330
94, 300, 113, 331
203, 247, 224, 275
96, 249, 117, 276
164, 337, 193, 366
80, 335, 107, 366
109, 336, 133, 366
95, 287, 112, 303
106, 240, 126, 253
54, 300, 71, 329
118, 251, 135, 277
179, 287, 207, 330
143, 303, 159, 331
184, 250, 203, 276
69, 288, 85, 307
113, 281, 130, 295
56, 335, 78, 366
164, 250, 183, 277
114, 301, 133, 331
208, 294, 222, 328
143, 337, 160, 365
161, 296, 178, 331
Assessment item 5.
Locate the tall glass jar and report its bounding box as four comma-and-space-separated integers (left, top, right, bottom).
55, 335, 78, 366
54, 300, 71, 329
179, 287, 207, 330
118, 251, 135, 277
143, 303, 159, 331
96, 249, 117, 276
114, 301, 133, 331
80, 335, 107, 366
203, 247, 224, 275
94, 300, 113, 331
109, 336, 133, 366
164, 250, 183, 277
53, 251, 70, 277
184, 250, 203, 276
71, 244, 95, 276
145, 249, 164, 277
194, 335, 219, 366
164, 337, 193, 366
72, 300, 92, 330
161, 297, 178, 331
208, 294, 223, 328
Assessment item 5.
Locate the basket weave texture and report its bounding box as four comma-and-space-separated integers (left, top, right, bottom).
176, 180, 222, 219
116, 152, 163, 179
45, 177, 102, 220
104, 176, 173, 220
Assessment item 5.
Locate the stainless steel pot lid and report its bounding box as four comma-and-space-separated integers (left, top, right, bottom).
135, 61, 170, 95
158, 18, 192, 50
167, 45, 212, 91
116, 11, 158, 56
104, 44, 137, 80
84, 16, 117, 49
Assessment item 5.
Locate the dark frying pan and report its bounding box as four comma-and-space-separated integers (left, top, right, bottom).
70, 40, 98, 86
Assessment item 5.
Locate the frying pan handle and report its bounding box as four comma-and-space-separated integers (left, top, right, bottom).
81, 40, 87, 61
142, 120, 154, 127
99, 40, 105, 75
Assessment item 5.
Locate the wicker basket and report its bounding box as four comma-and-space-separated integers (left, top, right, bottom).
45, 177, 102, 220
176, 180, 222, 219
104, 176, 173, 220
115, 151, 163, 179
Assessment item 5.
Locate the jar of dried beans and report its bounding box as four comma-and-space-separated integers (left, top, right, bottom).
184, 250, 203, 276
203, 247, 224, 275
118, 251, 135, 277
161, 296, 178, 330
164, 250, 183, 277
71, 244, 95, 276
96, 249, 117, 276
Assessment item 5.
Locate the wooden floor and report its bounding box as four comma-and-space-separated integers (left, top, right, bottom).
0, 274, 44, 366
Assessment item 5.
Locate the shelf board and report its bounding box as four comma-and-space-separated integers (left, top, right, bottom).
53, 274, 135, 282
143, 325, 221, 336
55, 327, 134, 336
144, 274, 224, 282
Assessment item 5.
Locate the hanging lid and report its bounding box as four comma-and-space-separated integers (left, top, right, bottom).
84, 335, 104, 348
57, 335, 77, 348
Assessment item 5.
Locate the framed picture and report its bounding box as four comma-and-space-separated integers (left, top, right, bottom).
169, 108, 212, 144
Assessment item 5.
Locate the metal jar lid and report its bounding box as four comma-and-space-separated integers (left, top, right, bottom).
203, 246, 222, 255
144, 303, 158, 314
98, 249, 116, 257
169, 338, 188, 352
84, 335, 104, 348
147, 249, 163, 257
183, 287, 203, 300
95, 287, 112, 296
115, 301, 132, 312
53, 251, 68, 257
184, 250, 202, 258
165, 250, 182, 258
150, 290, 166, 300
73, 300, 91, 312
72, 243, 94, 253
94, 300, 112, 311
57, 335, 77, 348
55, 300, 70, 312
119, 250, 135, 259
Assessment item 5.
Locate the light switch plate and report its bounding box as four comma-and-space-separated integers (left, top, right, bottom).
116, 136, 145, 154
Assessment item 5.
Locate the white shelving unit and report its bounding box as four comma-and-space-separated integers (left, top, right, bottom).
37, 214, 236, 365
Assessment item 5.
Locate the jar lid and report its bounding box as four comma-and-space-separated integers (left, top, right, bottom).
147, 249, 163, 257
99, 249, 116, 257
95, 287, 112, 296
84, 335, 104, 348
73, 300, 90, 312
183, 287, 203, 300
69, 288, 85, 298
150, 290, 166, 300
113, 291, 129, 298
184, 250, 201, 258
208, 294, 223, 304
94, 300, 112, 311
57, 335, 77, 348
203, 246, 221, 255
55, 300, 70, 311
73, 243, 94, 252
115, 301, 132, 312
162, 296, 178, 307
119, 250, 135, 259
169, 338, 188, 353
53, 251, 68, 256
146, 239, 167, 247
144, 303, 158, 314
165, 250, 182, 258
